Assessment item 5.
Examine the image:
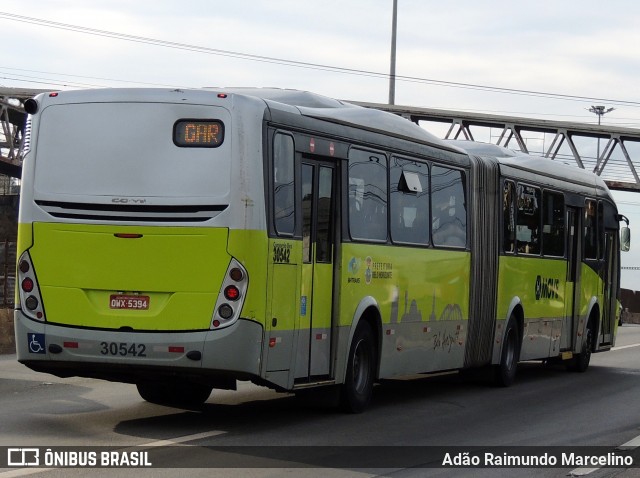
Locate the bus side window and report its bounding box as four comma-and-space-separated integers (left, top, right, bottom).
516, 184, 541, 255
273, 133, 295, 235
348, 178, 365, 239
542, 191, 565, 257
503, 181, 516, 253
584, 199, 598, 259
348, 149, 388, 242
431, 166, 466, 247
598, 201, 604, 259
390, 158, 429, 245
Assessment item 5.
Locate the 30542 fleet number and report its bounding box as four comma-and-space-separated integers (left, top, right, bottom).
100, 342, 147, 357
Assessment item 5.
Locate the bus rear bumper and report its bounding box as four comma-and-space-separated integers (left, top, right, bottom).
14, 310, 264, 385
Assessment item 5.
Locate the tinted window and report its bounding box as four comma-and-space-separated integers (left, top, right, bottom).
542, 191, 565, 257
273, 134, 295, 235
390, 157, 429, 245
598, 201, 604, 259
516, 185, 541, 255
348, 149, 388, 241
316, 166, 334, 263
584, 199, 598, 259
431, 166, 466, 247
503, 181, 516, 253
301, 164, 313, 263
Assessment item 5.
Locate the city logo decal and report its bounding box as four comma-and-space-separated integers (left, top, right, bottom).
365, 256, 373, 284
347, 257, 394, 285
347, 257, 361, 284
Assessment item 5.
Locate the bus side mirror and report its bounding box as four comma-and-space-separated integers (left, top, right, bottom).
621, 226, 631, 252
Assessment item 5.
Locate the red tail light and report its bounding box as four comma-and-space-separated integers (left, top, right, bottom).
22, 278, 34, 292
224, 285, 240, 301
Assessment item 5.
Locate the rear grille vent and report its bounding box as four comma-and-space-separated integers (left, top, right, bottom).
35, 200, 227, 222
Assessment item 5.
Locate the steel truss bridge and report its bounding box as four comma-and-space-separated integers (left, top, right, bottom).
3, 88, 640, 191
352, 101, 640, 192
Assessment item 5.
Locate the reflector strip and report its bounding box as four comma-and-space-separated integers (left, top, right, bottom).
152, 345, 186, 353
269, 337, 282, 348
64, 342, 79, 348
114, 233, 143, 239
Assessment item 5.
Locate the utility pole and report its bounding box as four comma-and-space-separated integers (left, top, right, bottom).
588, 105, 614, 159
388, 0, 398, 105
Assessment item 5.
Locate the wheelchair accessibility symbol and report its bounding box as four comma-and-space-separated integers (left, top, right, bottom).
28, 333, 46, 354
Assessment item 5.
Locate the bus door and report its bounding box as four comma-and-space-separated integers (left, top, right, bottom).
599, 230, 617, 346
562, 207, 581, 351
294, 160, 337, 380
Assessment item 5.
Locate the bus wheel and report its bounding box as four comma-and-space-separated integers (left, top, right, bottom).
567, 319, 594, 373
136, 381, 212, 408
494, 316, 520, 387
340, 321, 376, 413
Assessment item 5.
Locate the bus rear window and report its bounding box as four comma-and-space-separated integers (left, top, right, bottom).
34, 103, 232, 200
174, 120, 224, 147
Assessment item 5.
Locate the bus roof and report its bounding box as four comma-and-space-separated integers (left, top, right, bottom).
215, 87, 465, 155
448, 139, 611, 196
36, 87, 465, 155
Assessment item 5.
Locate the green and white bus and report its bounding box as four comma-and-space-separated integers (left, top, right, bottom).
15, 88, 629, 412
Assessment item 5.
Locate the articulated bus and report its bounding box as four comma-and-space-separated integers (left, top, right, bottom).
16, 88, 629, 412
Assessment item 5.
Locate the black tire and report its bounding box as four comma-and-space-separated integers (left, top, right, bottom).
340, 321, 376, 413
567, 319, 594, 373
137, 381, 212, 408
494, 316, 520, 387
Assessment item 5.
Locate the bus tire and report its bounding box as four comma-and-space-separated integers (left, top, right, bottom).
340, 321, 376, 413
567, 318, 594, 373
494, 316, 520, 387
136, 381, 212, 408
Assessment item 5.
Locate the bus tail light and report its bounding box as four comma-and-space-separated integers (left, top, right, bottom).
21, 278, 34, 293
17, 251, 46, 321
224, 285, 240, 301
211, 258, 248, 329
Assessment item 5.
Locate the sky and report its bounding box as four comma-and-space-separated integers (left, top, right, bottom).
3, 0, 640, 287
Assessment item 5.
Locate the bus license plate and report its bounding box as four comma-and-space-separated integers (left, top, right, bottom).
109, 295, 150, 310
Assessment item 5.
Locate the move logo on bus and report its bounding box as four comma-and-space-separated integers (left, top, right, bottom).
535, 275, 560, 300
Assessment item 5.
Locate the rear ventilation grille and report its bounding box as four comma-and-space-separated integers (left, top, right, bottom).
35, 200, 227, 222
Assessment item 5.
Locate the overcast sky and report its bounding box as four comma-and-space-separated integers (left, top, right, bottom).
3, 0, 640, 287
3, 1, 640, 121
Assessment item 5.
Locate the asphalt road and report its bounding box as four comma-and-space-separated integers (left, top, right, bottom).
0, 325, 639, 477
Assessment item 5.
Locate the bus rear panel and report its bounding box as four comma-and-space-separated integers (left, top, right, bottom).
16, 89, 267, 386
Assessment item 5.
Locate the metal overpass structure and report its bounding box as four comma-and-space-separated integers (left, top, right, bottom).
1, 88, 49, 178
2, 88, 640, 191
351, 101, 640, 192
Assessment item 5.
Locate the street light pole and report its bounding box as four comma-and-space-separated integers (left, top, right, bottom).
588, 105, 615, 159
388, 0, 398, 105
